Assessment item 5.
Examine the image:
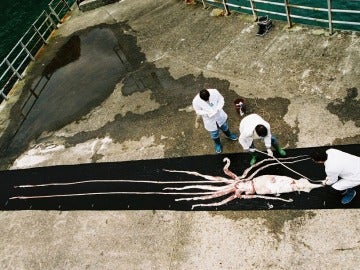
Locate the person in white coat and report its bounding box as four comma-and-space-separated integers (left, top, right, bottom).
239, 113, 286, 165
311, 149, 360, 204
192, 88, 238, 153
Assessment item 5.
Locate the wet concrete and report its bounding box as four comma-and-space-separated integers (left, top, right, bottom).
42, 35, 81, 76
327, 87, 360, 126
0, 24, 145, 163
0, 0, 359, 269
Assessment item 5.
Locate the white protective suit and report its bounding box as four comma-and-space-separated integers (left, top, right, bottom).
238, 113, 271, 150
192, 89, 227, 132
324, 149, 360, 191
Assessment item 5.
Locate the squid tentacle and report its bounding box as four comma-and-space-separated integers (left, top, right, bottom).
246, 157, 310, 181
191, 194, 238, 209
175, 187, 235, 202
164, 183, 232, 191
240, 155, 310, 179
222, 158, 239, 180
163, 169, 232, 183
240, 194, 293, 202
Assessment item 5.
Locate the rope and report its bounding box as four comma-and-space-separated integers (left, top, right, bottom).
254, 149, 316, 181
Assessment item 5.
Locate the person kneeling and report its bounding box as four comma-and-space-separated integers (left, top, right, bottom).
311, 148, 360, 204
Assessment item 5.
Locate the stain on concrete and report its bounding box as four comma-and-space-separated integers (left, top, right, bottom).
0, 21, 298, 167
0, 23, 145, 163
333, 134, 360, 145
327, 87, 360, 127
56, 73, 296, 159
214, 210, 316, 241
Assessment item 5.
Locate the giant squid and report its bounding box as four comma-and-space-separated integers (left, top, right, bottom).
163, 156, 323, 209
9, 155, 322, 210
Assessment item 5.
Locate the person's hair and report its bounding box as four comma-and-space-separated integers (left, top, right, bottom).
199, 89, 210, 101
255, 124, 267, 137
310, 150, 327, 162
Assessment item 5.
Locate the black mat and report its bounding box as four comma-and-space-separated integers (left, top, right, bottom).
0, 144, 359, 211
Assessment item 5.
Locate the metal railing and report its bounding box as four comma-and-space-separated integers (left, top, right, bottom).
0, 0, 76, 103
201, 0, 360, 33
1, 0, 358, 103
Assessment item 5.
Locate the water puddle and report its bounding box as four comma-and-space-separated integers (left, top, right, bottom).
9, 25, 145, 152
42, 35, 81, 76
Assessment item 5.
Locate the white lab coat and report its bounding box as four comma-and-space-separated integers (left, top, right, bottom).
325, 149, 360, 191
192, 89, 227, 131
238, 113, 271, 150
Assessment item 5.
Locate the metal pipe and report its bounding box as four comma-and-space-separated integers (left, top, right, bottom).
0, 88, 8, 100
249, 0, 257, 21
204, 0, 360, 28
201, 0, 207, 9
0, 0, 77, 104
327, 0, 333, 35
61, 0, 72, 11
0, 65, 11, 82
5, 60, 22, 80
32, 24, 47, 44
253, 0, 283, 7
331, 9, 360, 14
46, 11, 58, 29
48, 5, 61, 22
20, 42, 35, 61
284, 0, 292, 28
332, 20, 360, 26
222, 0, 230, 16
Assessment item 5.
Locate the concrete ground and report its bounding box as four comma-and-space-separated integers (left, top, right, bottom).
0, 0, 359, 269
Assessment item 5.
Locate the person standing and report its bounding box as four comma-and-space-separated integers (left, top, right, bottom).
238, 113, 286, 165
192, 88, 238, 153
311, 148, 360, 204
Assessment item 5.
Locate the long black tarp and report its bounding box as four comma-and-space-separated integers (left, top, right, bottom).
0, 144, 359, 211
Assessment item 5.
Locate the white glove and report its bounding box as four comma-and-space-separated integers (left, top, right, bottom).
267, 148, 273, 157
322, 178, 331, 186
